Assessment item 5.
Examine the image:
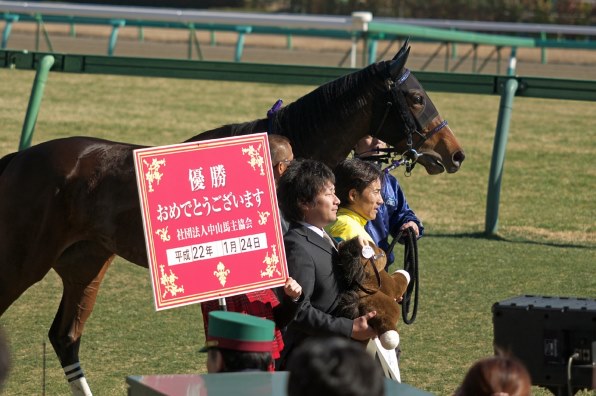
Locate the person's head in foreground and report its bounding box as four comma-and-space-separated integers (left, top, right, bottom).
202, 311, 274, 373
286, 336, 384, 396
454, 352, 532, 396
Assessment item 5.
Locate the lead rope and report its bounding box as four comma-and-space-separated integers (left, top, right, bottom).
401, 228, 419, 324
387, 227, 419, 324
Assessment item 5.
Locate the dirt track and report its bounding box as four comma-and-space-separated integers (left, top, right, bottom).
2, 21, 596, 80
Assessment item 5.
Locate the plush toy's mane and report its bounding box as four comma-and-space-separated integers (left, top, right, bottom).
334, 237, 370, 319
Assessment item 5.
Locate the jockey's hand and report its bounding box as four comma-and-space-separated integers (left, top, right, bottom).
284, 277, 302, 301
399, 221, 419, 238
351, 311, 377, 341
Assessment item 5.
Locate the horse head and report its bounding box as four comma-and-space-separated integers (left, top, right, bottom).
195, 40, 464, 174
374, 39, 466, 175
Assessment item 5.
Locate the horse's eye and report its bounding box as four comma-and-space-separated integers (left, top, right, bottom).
413, 95, 424, 105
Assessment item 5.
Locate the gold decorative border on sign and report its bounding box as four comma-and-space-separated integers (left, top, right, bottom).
155, 227, 170, 242
160, 264, 184, 298
241, 144, 265, 176
143, 158, 166, 192
213, 262, 231, 287
261, 245, 281, 278
257, 211, 270, 226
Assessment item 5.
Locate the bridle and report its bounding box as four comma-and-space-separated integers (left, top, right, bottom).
371, 68, 448, 174
356, 251, 385, 295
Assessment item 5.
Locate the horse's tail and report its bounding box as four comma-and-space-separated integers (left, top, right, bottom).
0, 152, 18, 177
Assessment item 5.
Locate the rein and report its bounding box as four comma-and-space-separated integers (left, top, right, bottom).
356, 253, 384, 295
387, 227, 419, 325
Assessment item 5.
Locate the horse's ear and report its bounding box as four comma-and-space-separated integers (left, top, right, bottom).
389, 38, 411, 78
391, 37, 410, 61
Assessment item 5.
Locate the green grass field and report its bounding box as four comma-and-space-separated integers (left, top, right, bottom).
0, 68, 594, 395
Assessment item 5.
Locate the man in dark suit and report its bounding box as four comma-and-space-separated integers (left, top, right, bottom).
277, 159, 377, 367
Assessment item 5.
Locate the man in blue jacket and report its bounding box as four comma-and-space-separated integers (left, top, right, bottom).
354, 136, 424, 270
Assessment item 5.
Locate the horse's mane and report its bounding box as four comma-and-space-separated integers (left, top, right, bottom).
271, 61, 388, 139
187, 61, 390, 145
225, 119, 264, 136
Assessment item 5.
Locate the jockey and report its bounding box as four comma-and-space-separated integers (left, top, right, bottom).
354, 135, 424, 269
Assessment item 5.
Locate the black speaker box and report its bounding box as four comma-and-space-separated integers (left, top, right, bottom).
492, 295, 596, 395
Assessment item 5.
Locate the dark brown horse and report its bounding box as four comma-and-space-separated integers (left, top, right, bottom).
0, 41, 464, 395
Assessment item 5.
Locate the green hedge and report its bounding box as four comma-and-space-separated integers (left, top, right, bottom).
41, 0, 595, 25
285, 0, 595, 25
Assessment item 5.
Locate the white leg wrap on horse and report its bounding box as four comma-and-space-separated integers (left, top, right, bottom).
63, 362, 93, 396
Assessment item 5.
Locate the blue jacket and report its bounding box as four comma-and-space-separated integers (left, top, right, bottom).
364, 172, 423, 265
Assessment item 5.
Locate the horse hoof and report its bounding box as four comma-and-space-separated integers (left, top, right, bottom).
380, 331, 400, 350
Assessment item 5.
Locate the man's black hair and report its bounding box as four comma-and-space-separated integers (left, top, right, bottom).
277, 159, 335, 223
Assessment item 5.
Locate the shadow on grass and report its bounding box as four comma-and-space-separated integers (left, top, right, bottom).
426, 232, 594, 250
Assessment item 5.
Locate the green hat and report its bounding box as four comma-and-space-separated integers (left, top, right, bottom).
201, 311, 274, 353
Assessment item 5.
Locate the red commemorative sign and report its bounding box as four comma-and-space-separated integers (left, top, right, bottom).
133, 133, 287, 310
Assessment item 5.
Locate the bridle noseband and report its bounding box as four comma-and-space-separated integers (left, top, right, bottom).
371, 68, 448, 173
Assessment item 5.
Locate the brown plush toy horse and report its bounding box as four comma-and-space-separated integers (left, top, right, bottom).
335, 237, 410, 350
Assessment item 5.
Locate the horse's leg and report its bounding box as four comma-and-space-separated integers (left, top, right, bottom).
51, 242, 115, 396
0, 240, 54, 317
0, 266, 52, 317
